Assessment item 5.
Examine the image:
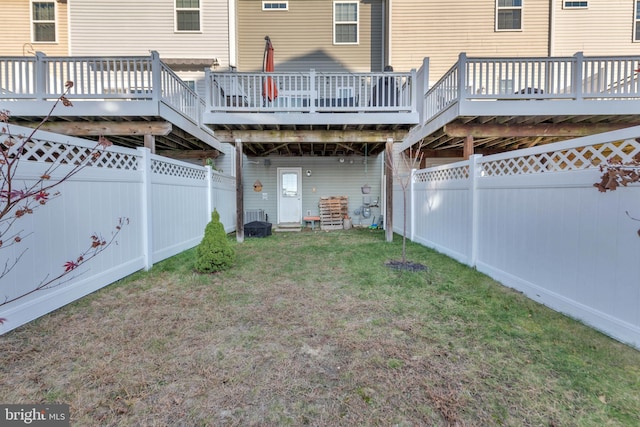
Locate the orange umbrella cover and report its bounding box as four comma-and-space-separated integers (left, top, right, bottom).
262, 36, 278, 102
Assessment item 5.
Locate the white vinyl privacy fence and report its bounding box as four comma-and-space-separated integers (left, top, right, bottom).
0, 125, 235, 335
394, 126, 640, 349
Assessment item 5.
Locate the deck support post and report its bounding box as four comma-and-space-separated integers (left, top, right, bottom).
235, 139, 244, 243
463, 134, 474, 160
144, 134, 156, 154
385, 138, 394, 243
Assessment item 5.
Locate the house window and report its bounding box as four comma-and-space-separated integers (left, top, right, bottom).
176, 0, 201, 32
563, 1, 588, 8
32, 1, 56, 42
496, 0, 522, 31
262, 1, 288, 11
635, 1, 640, 42
334, 1, 358, 44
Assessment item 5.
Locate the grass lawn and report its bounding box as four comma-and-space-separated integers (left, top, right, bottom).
1, 229, 639, 426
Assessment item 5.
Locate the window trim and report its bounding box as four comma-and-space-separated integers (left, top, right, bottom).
262, 1, 289, 11
495, 0, 523, 32
175, 0, 202, 33
333, 1, 359, 45
635, 1, 640, 42
562, 1, 588, 9
31, 0, 57, 44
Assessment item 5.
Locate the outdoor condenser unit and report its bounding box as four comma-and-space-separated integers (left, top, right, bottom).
245, 209, 266, 223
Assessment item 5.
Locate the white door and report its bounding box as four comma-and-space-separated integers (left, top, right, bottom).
277, 167, 302, 224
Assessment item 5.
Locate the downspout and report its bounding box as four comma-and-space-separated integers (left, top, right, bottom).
381, 0, 386, 70
67, 0, 73, 55
549, 0, 555, 57
228, 0, 238, 69
386, 0, 392, 69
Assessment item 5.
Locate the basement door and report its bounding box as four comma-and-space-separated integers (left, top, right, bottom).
277, 167, 302, 224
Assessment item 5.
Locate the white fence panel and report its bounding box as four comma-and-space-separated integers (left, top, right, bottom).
413, 163, 473, 264
150, 156, 209, 263
392, 180, 409, 237
0, 125, 237, 335
0, 129, 146, 333
211, 172, 236, 233
402, 126, 640, 348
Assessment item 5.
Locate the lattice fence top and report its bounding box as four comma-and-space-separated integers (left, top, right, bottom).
481, 139, 640, 177
1, 134, 139, 170
211, 171, 235, 186
414, 165, 469, 183
151, 159, 206, 180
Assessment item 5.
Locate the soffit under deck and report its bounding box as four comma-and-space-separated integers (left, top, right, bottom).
209, 123, 413, 157
409, 114, 640, 158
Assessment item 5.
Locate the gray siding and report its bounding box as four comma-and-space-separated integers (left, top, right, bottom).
68, 0, 230, 69
237, 0, 384, 72
213, 143, 236, 176
242, 154, 384, 226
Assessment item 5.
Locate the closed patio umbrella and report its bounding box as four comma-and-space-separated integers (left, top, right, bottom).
262, 35, 278, 102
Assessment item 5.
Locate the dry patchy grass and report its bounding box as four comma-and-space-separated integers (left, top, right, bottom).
1, 229, 639, 426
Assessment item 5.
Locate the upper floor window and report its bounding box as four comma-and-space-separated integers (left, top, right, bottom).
334, 1, 358, 44
32, 1, 56, 42
176, 0, 201, 32
563, 1, 588, 8
262, 1, 288, 11
635, 1, 640, 42
496, 0, 522, 31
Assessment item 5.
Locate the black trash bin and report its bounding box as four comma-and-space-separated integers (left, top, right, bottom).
245, 221, 272, 238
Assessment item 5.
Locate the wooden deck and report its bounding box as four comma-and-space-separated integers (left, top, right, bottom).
2, 51, 640, 158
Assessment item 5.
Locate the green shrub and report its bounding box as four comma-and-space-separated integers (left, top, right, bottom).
195, 209, 235, 273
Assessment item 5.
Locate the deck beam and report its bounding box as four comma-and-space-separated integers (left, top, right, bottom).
156, 149, 220, 161
444, 122, 640, 138
213, 130, 408, 144
23, 121, 173, 136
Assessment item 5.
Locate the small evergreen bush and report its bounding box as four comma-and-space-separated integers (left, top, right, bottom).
195, 209, 235, 273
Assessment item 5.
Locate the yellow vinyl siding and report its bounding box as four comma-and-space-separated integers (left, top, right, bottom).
390, 0, 549, 81
0, 0, 68, 56
553, 0, 638, 56
237, 0, 383, 72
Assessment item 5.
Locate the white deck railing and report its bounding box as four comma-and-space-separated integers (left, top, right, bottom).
4, 52, 640, 130
205, 69, 415, 113
425, 52, 640, 121
0, 51, 204, 128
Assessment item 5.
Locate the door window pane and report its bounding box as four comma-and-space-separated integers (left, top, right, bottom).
282, 173, 298, 197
